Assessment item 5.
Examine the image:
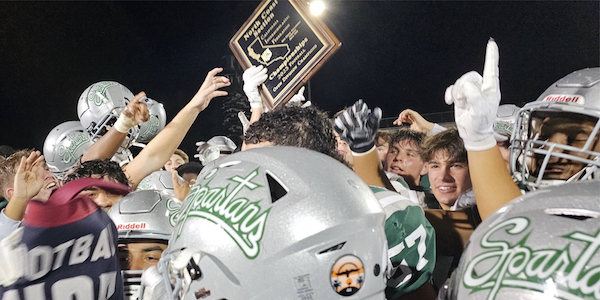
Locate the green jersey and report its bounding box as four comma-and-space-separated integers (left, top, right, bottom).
371, 186, 436, 299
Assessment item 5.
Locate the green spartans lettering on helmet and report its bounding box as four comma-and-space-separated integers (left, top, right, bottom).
172, 167, 271, 259
463, 217, 600, 299
138, 114, 160, 141
89, 81, 119, 106
58, 132, 91, 164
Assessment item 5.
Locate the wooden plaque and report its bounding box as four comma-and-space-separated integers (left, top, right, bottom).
229, 0, 341, 109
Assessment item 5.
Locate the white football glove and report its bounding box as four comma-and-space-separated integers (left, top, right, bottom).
445, 39, 500, 151
242, 65, 268, 111
286, 86, 311, 108
140, 266, 167, 300
238, 111, 250, 134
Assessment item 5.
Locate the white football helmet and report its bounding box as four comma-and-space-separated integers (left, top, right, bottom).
137, 97, 167, 144
108, 189, 182, 300
77, 81, 139, 150
195, 136, 237, 165
511, 67, 600, 189
148, 146, 388, 300
43, 121, 94, 179
111, 148, 134, 167
437, 180, 600, 300
136, 170, 185, 196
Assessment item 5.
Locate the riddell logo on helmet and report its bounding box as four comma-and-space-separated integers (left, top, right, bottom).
117, 222, 147, 230
542, 94, 585, 104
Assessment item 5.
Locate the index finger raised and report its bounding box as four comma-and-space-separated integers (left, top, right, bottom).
481, 38, 499, 92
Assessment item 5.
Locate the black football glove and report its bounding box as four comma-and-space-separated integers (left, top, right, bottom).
334, 99, 382, 153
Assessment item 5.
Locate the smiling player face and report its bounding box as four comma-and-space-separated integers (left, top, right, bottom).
427, 150, 472, 209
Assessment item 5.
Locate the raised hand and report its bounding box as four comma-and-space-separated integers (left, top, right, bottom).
393, 108, 434, 134
115, 92, 151, 133
444, 39, 500, 151
172, 171, 192, 201
124, 92, 151, 124
242, 65, 268, 111
190, 67, 231, 112
12, 151, 45, 200
286, 86, 311, 108
334, 99, 382, 154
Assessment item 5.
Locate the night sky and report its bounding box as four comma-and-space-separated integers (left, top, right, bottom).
1, 1, 598, 157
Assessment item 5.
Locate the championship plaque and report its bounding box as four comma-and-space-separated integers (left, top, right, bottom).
230, 0, 341, 109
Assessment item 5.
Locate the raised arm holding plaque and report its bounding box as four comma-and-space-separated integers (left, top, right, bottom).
229, 0, 341, 109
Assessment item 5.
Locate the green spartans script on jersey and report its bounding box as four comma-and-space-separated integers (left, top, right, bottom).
171, 168, 271, 259
370, 186, 436, 299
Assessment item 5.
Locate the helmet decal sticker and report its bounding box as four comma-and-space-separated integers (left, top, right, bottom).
88, 81, 120, 106
294, 274, 315, 299
463, 217, 600, 299
173, 168, 270, 259
58, 132, 92, 164
330, 254, 365, 296
194, 288, 211, 299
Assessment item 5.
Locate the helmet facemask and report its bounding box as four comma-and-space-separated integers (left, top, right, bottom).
511, 105, 600, 189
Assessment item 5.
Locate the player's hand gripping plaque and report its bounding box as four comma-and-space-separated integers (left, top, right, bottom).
230, 0, 341, 109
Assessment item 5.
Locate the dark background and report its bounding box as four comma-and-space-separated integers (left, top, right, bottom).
1, 1, 598, 158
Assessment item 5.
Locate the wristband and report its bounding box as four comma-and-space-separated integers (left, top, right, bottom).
351, 145, 377, 157
114, 112, 137, 133
250, 100, 264, 110
462, 135, 497, 151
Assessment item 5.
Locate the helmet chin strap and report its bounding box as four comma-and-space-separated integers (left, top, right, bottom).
571, 162, 599, 182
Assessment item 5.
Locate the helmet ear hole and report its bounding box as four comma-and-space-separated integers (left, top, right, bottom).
266, 172, 287, 203
544, 208, 600, 220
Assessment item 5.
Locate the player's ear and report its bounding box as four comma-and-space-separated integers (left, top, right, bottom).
420, 164, 429, 176
6, 188, 14, 200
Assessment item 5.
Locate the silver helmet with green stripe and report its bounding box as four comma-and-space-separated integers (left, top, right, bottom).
511, 68, 600, 189
77, 81, 139, 150
108, 189, 181, 300
438, 180, 600, 299
153, 146, 388, 300
43, 120, 94, 179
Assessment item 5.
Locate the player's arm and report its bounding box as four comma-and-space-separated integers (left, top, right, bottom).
352, 147, 395, 190
123, 68, 230, 187
334, 100, 396, 189
467, 146, 521, 220
444, 39, 521, 220
81, 92, 150, 162
383, 201, 436, 300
